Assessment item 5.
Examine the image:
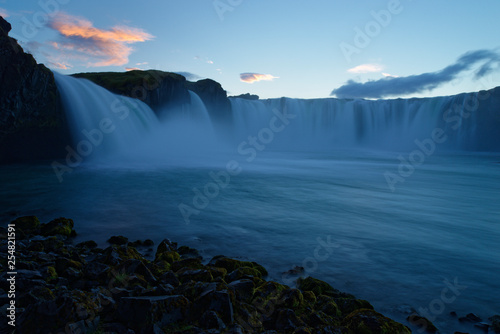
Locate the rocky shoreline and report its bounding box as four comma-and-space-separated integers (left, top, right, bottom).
1, 216, 499, 334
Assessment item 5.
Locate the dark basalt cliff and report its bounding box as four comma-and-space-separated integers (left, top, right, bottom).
185, 78, 232, 121
73, 71, 232, 121
0, 16, 70, 163
71, 70, 191, 114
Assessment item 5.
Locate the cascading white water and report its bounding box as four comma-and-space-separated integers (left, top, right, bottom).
134, 90, 219, 165
54, 74, 218, 165
55, 71, 499, 163
54, 72, 161, 160
230, 91, 500, 152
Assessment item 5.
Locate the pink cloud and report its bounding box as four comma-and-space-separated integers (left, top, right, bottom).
46, 12, 153, 67
48, 61, 71, 70
240, 73, 279, 83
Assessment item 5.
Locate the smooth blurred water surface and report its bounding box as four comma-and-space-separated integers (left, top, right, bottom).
1, 150, 499, 333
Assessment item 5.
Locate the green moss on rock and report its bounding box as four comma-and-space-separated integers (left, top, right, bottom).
156, 250, 181, 264
407, 314, 438, 333
211, 256, 268, 277
41, 217, 75, 237
297, 277, 342, 297
12, 216, 40, 234
343, 308, 411, 334
45, 266, 58, 283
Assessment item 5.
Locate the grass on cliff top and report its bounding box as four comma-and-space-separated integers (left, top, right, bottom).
71, 70, 186, 95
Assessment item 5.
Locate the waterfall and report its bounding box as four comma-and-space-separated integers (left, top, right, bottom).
55, 71, 500, 165
230, 91, 500, 152
54, 72, 160, 160
54, 73, 218, 166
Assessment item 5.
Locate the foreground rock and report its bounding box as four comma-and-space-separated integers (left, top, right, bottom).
0, 216, 416, 333
0, 16, 69, 163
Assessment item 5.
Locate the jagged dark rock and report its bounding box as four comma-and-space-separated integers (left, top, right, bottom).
71, 70, 233, 123
72, 70, 191, 114
0, 16, 69, 163
230, 93, 259, 100
1, 215, 424, 333
185, 78, 232, 121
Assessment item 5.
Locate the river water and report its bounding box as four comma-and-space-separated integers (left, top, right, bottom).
1, 149, 499, 333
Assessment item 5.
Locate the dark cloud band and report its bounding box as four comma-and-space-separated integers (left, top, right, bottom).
331, 49, 500, 99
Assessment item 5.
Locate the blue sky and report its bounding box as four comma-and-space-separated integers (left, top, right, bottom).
1, 0, 500, 99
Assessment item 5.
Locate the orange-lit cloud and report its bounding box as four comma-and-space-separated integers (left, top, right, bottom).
125, 67, 141, 71
46, 12, 153, 67
347, 64, 383, 74
0, 8, 9, 18
49, 61, 71, 70
240, 73, 279, 83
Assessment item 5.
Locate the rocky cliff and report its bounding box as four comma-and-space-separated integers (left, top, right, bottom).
185, 79, 232, 121
73, 71, 232, 121
72, 70, 191, 115
0, 16, 69, 163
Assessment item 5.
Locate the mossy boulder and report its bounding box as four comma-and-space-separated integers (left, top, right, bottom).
302, 290, 317, 305
297, 277, 342, 297
228, 279, 255, 302
41, 217, 75, 237
343, 308, 411, 333
107, 235, 128, 245
335, 298, 374, 316
177, 268, 213, 284
12, 216, 40, 234
171, 258, 204, 272
227, 266, 263, 282
210, 256, 268, 277
315, 295, 341, 318
177, 245, 202, 259
44, 266, 58, 283
407, 314, 438, 333
195, 290, 234, 325
30, 286, 55, 301
156, 250, 181, 264
150, 260, 172, 277
206, 266, 227, 280
281, 289, 305, 310
254, 281, 288, 300
42, 236, 65, 253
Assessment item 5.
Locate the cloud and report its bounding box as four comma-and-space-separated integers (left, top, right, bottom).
382, 72, 398, 78
347, 64, 383, 73
49, 61, 70, 70
331, 49, 500, 99
240, 73, 279, 83
136, 62, 148, 66
0, 7, 8, 17
125, 67, 141, 71
45, 12, 153, 67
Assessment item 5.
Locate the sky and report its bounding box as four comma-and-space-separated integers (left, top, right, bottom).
1, 0, 500, 99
